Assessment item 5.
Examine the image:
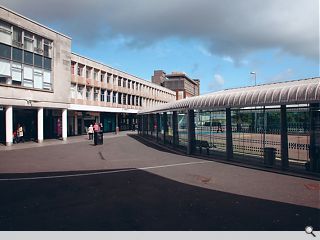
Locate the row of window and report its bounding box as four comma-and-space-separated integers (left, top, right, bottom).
0, 20, 53, 58
71, 62, 175, 99
0, 43, 51, 70
0, 58, 52, 90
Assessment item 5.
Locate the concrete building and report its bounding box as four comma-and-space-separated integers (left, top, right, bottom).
152, 70, 200, 100
0, 6, 176, 146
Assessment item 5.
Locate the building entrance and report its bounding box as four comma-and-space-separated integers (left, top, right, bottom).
13, 108, 37, 142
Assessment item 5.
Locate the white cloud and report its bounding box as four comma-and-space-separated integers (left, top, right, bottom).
1, 0, 318, 61
222, 56, 234, 63
208, 74, 225, 91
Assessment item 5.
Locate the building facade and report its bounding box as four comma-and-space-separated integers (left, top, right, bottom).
152, 70, 200, 100
0, 6, 176, 146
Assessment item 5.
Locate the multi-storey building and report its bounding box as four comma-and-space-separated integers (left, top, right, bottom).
0, 6, 176, 146
152, 70, 200, 100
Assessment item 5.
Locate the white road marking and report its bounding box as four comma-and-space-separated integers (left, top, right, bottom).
0, 161, 209, 181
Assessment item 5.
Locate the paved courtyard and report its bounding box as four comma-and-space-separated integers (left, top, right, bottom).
0, 133, 318, 230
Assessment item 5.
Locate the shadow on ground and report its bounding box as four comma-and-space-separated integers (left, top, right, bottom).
0, 168, 318, 231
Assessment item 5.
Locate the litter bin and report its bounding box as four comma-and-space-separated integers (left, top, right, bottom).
94, 131, 103, 145
264, 147, 276, 166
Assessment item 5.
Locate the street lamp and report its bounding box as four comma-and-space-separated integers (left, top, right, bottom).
250, 72, 256, 86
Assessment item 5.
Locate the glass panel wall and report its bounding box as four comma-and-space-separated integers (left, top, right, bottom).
177, 111, 187, 150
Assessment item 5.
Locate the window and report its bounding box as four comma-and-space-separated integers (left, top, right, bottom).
118, 77, 121, 86
43, 70, 51, 90
94, 70, 98, 80
0, 43, 11, 59
107, 74, 111, 83
77, 85, 84, 99
43, 39, 52, 58
140, 97, 143, 106
132, 96, 135, 105
0, 58, 10, 77
118, 93, 122, 104
128, 95, 131, 105
123, 79, 126, 88
86, 87, 92, 100
77, 66, 83, 76
24, 31, 33, 52
24, 51, 33, 65
101, 72, 105, 82
12, 47, 22, 62
100, 90, 105, 102
132, 81, 135, 89
71, 62, 75, 74
11, 62, 22, 85
86, 68, 90, 78
34, 54, 43, 68
70, 83, 76, 98
107, 91, 111, 102
34, 68, 43, 89
34, 35, 43, 54
123, 94, 127, 105
136, 96, 139, 106
94, 88, 99, 101
12, 27, 22, 48
113, 92, 117, 103
113, 75, 117, 84
44, 57, 51, 70
0, 20, 11, 45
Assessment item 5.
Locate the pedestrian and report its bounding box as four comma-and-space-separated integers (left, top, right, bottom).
17, 124, 24, 143
93, 122, 100, 132
88, 124, 94, 140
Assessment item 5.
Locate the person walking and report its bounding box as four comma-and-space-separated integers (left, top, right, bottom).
88, 124, 94, 140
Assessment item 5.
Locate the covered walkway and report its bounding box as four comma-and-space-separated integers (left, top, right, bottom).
138, 77, 320, 175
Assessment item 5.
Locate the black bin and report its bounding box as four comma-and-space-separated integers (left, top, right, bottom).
94, 131, 103, 145
264, 147, 276, 166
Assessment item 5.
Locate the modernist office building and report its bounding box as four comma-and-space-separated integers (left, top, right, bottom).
138, 78, 320, 174
152, 70, 200, 100
0, 6, 176, 146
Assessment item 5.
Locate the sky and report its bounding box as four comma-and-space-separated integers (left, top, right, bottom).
1, 0, 319, 94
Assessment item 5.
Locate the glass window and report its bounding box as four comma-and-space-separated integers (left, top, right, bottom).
34, 35, 42, 54
94, 88, 99, 101
43, 39, 52, 57
34, 54, 43, 68
11, 62, 22, 82
94, 70, 98, 80
107, 91, 111, 102
12, 47, 23, 62
0, 43, 11, 59
24, 31, 33, 52
44, 57, 51, 70
24, 51, 33, 65
23, 79, 33, 88
118, 93, 122, 104
113, 92, 117, 103
43, 70, 51, 90
123, 94, 127, 105
0, 58, 11, 76
86, 87, 92, 100
86, 68, 90, 78
12, 27, 22, 47
123, 79, 126, 88
77, 86, 84, 99
70, 83, 76, 98
100, 90, 105, 102
0, 20, 12, 45
101, 72, 105, 82
24, 65, 33, 80
118, 77, 121, 86
33, 68, 43, 89
77, 66, 83, 76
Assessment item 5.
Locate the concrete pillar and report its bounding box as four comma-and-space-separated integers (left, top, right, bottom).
172, 111, 179, 147
74, 113, 78, 135
226, 108, 233, 160
5, 106, 13, 146
309, 103, 320, 172
163, 112, 168, 144
280, 105, 289, 169
37, 107, 44, 143
186, 110, 195, 155
156, 113, 160, 141
62, 109, 67, 141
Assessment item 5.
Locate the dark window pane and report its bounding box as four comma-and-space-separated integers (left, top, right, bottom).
0, 43, 11, 59
34, 54, 43, 68
12, 48, 23, 62
44, 57, 51, 70
24, 51, 33, 65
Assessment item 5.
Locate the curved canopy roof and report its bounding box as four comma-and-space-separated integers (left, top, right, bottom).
140, 77, 320, 114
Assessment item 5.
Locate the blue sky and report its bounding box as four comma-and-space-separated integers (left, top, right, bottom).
1, 0, 318, 94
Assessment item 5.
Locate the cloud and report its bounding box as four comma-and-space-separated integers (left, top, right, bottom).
267, 68, 295, 83
1, 0, 318, 61
208, 74, 225, 91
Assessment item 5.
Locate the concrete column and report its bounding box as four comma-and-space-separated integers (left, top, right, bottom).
62, 109, 67, 141
309, 103, 320, 172
37, 107, 44, 143
5, 106, 13, 146
74, 113, 78, 135
226, 108, 233, 160
186, 110, 195, 155
280, 105, 289, 169
172, 111, 179, 147
156, 113, 160, 141
163, 112, 168, 144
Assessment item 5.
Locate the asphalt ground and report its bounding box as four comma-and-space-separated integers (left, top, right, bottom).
0, 133, 318, 230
